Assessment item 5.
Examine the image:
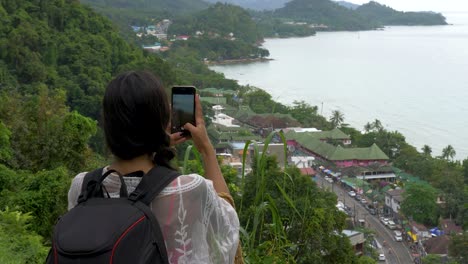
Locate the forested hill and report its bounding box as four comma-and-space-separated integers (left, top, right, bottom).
356, 1, 448, 26
204, 0, 290, 11
81, 0, 209, 16
169, 3, 263, 44
274, 0, 378, 30
334, 1, 359, 10
0, 0, 176, 120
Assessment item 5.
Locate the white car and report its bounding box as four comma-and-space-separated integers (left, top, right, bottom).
380, 217, 389, 225
394, 231, 403, 242
379, 253, 386, 261
348, 191, 356, 197
387, 220, 396, 229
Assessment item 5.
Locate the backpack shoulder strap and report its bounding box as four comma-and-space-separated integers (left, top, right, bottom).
129, 166, 181, 205
77, 168, 104, 204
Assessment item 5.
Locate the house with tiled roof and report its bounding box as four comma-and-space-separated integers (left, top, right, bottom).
424, 236, 450, 257
306, 128, 352, 145
343, 230, 366, 255
440, 219, 463, 235
284, 128, 351, 145
286, 130, 389, 168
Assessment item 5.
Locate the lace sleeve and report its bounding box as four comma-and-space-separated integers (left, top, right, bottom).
204, 180, 240, 263
67, 172, 86, 210
150, 175, 240, 264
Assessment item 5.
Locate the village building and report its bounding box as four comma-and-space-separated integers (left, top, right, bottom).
440, 219, 463, 235
343, 230, 365, 255
423, 236, 450, 260
286, 129, 389, 168
142, 42, 161, 52
176, 35, 190, 41
408, 221, 431, 243
384, 189, 405, 219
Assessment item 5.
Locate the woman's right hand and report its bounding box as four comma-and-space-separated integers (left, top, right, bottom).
183, 95, 214, 156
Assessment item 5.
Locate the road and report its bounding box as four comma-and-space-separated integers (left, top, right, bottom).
317, 176, 413, 264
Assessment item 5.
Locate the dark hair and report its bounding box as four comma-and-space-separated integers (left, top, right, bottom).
102, 71, 175, 168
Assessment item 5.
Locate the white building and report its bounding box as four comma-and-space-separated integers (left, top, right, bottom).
290, 156, 315, 168
385, 189, 404, 218
212, 113, 239, 127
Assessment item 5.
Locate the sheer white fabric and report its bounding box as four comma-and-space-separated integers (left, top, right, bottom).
68, 167, 240, 264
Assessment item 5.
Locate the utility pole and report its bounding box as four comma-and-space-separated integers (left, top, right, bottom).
354, 203, 357, 226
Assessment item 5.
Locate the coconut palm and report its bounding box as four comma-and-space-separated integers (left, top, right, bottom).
364, 122, 372, 133
422, 145, 432, 156
329, 110, 344, 128
441, 145, 456, 160
372, 119, 383, 131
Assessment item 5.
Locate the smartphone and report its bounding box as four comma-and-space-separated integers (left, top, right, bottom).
171, 86, 196, 136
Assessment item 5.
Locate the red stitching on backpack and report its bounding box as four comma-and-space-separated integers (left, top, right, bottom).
110, 216, 146, 264
54, 244, 58, 264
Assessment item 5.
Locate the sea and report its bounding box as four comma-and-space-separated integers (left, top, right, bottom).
210, 12, 468, 160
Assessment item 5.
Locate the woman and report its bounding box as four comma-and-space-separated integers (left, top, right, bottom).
67, 71, 241, 263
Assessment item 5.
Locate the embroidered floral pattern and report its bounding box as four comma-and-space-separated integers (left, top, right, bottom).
173, 190, 193, 263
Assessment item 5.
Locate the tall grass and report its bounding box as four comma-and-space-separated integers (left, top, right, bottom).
238, 131, 302, 262
182, 131, 303, 262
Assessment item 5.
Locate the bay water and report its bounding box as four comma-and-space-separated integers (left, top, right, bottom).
210, 13, 468, 160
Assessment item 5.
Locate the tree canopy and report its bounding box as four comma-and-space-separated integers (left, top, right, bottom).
356, 1, 447, 26
401, 183, 439, 226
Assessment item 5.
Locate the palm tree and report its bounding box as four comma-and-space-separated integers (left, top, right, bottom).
364, 122, 372, 133
372, 119, 384, 131
422, 145, 432, 157
330, 110, 344, 128
441, 145, 456, 160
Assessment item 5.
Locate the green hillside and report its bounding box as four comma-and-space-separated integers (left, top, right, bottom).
274, 0, 378, 30
81, 0, 209, 16
0, 0, 176, 120
166, 3, 269, 61
169, 3, 262, 44
356, 1, 448, 26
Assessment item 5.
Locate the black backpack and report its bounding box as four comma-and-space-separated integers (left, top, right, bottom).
46, 166, 180, 264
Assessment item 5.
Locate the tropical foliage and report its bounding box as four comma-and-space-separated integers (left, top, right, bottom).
0, 208, 49, 263
400, 183, 439, 225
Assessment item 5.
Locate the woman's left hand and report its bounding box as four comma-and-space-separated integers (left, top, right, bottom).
170, 132, 187, 146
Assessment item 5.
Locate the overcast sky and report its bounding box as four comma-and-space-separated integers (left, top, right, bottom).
350, 0, 467, 12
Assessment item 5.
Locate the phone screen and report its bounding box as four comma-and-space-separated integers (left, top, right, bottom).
171, 87, 195, 135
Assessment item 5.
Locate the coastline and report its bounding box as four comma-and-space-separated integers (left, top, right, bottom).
205, 57, 273, 65
209, 22, 468, 160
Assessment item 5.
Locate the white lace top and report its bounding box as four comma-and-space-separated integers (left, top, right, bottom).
68, 167, 240, 264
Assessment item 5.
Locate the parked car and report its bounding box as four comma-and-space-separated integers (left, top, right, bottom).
348, 191, 356, 197
380, 217, 389, 225
369, 208, 376, 215
394, 231, 403, 242
378, 253, 386, 261
355, 194, 361, 201
387, 220, 397, 229
361, 198, 367, 204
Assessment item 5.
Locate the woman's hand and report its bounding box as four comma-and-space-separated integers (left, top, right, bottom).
183, 95, 229, 194
170, 132, 187, 146
183, 95, 214, 156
